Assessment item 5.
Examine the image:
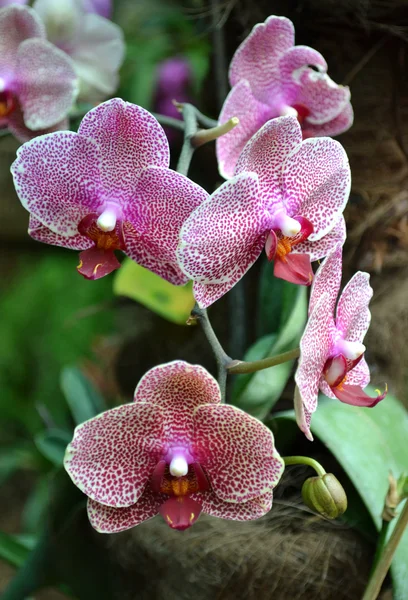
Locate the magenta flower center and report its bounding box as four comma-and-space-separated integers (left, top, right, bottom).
78, 212, 126, 252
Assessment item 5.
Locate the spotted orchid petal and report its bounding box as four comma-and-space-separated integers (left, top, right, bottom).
216, 80, 273, 179
16, 38, 78, 130
134, 360, 221, 447
64, 403, 165, 507
308, 242, 342, 317
0, 5, 44, 76
28, 215, 91, 250
234, 116, 302, 211
295, 292, 336, 414
295, 215, 346, 262
192, 490, 274, 521
177, 173, 269, 308
6, 103, 70, 142
78, 99, 170, 201
192, 405, 284, 503
282, 137, 351, 240
229, 15, 294, 103
88, 485, 164, 533
336, 271, 372, 343
124, 166, 209, 286
294, 386, 313, 442
12, 131, 103, 236
344, 356, 370, 388
293, 67, 350, 125
302, 103, 354, 138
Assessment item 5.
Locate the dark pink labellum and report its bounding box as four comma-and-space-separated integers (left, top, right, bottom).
158, 496, 202, 530
331, 383, 388, 407
292, 104, 311, 126
150, 460, 167, 494
77, 247, 121, 280
273, 252, 313, 286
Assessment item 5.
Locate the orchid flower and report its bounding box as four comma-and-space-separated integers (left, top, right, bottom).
216, 15, 353, 178
33, 0, 124, 102
177, 116, 350, 308
294, 244, 387, 440
82, 0, 111, 18
0, 5, 77, 141
64, 361, 284, 532
0, 0, 28, 6
11, 98, 208, 282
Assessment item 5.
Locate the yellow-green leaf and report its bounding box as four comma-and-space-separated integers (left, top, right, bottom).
113, 259, 195, 325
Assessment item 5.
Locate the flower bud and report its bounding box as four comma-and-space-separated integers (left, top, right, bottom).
302, 473, 347, 519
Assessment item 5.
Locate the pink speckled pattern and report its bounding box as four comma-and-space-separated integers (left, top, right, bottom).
296, 216, 346, 262
64, 403, 165, 507
193, 404, 284, 502
28, 215, 92, 250
65, 361, 284, 532
12, 131, 103, 236
88, 486, 165, 533
229, 15, 294, 102
216, 80, 273, 180
134, 361, 221, 446
216, 15, 352, 178
336, 272, 372, 342
177, 173, 270, 308
0, 5, 77, 140
294, 244, 383, 437
125, 166, 208, 286
12, 99, 207, 282
282, 137, 350, 239
179, 117, 350, 307
235, 116, 302, 210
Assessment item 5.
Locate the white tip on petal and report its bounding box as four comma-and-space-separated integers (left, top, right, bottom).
280, 105, 298, 118
336, 339, 366, 360
97, 208, 117, 232
275, 213, 301, 237
169, 456, 188, 477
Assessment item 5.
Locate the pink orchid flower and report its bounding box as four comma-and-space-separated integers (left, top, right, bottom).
216, 15, 353, 178
82, 0, 111, 19
177, 116, 350, 308
294, 244, 387, 440
33, 0, 123, 102
0, 5, 77, 142
64, 361, 284, 532
11, 98, 208, 282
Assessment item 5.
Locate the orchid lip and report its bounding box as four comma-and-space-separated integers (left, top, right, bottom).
334, 339, 366, 361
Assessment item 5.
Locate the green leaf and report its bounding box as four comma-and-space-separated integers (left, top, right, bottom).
0, 532, 30, 568
276, 391, 408, 599
60, 365, 106, 425
0, 443, 40, 486
22, 476, 53, 534
232, 285, 307, 419
34, 430, 71, 466
114, 259, 195, 325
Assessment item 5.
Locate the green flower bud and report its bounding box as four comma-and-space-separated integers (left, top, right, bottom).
302, 473, 347, 519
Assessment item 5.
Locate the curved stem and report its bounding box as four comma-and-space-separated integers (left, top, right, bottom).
176, 103, 199, 176
362, 501, 408, 600
283, 456, 326, 477
151, 112, 185, 131
227, 347, 300, 375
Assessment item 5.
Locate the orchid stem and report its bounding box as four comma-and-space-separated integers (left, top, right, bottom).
176, 103, 199, 176
227, 347, 300, 375
362, 501, 408, 600
151, 112, 185, 131
191, 304, 232, 401
283, 456, 327, 477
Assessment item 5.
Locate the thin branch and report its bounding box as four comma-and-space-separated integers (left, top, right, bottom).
227, 347, 300, 375
176, 103, 199, 176
362, 500, 408, 600
151, 112, 185, 131
283, 456, 327, 477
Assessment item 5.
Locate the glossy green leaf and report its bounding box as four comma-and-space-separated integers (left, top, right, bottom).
114, 259, 195, 325
34, 430, 71, 467
0, 532, 30, 568
275, 390, 408, 600
232, 285, 307, 419
60, 365, 106, 425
